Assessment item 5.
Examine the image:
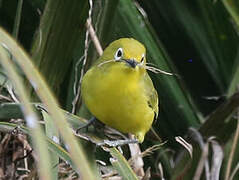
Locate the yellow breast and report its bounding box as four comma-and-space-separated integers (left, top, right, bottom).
81, 63, 154, 142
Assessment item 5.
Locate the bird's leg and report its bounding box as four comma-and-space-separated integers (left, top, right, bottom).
102, 127, 139, 146
76, 116, 97, 133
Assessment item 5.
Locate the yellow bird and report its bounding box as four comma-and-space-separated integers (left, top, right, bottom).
81, 38, 158, 143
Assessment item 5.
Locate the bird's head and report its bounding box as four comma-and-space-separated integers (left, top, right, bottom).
97, 38, 146, 70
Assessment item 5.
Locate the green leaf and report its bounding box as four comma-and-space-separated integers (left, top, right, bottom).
222, 0, 239, 29
227, 57, 239, 97
30, 0, 89, 97
12, 0, 23, 38
199, 91, 239, 142
0, 103, 24, 119
109, 147, 139, 180
42, 110, 59, 180
224, 0, 239, 97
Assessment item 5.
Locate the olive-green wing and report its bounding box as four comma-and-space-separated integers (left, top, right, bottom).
143, 73, 159, 119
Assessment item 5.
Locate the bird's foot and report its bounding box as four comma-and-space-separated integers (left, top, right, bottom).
76, 116, 97, 133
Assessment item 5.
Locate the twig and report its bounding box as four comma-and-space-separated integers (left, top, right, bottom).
72, 0, 103, 114
86, 18, 103, 56
98, 139, 138, 147
12, 0, 23, 39
189, 128, 211, 180
12, 127, 38, 161
13, 149, 33, 164
128, 134, 145, 177
23, 143, 29, 172
101, 171, 118, 178
158, 163, 165, 180
193, 141, 209, 180
0, 94, 12, 101
175, 136, 193, 158
71, 0, 93, 114
7, 85, 19, 103
128, 143, 166, 164
74, 130, 138, 147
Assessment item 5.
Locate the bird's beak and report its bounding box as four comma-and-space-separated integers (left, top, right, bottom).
124, 59, 138, 68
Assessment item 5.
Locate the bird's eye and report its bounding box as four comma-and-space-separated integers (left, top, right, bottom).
114, 48, 123, 60
140, 54, 145, 63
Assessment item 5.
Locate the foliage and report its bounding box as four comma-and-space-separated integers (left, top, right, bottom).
0, 0, 239, 179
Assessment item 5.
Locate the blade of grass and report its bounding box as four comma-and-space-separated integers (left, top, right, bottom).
222, 0, 239, 28
225, 110, 239, 180
227, 52, 239, 97
42, 110, 59, 180
12, 0, 23, 38
30, 0, 89, 97
0, 44, 52, 180
224, 0, 239, 97
109, 147, 139, 180
0, 27, 95, 179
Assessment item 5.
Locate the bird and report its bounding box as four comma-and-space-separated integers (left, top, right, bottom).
81, 38, 158, 143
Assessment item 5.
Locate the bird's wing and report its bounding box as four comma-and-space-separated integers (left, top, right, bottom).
143, 73, 159, 119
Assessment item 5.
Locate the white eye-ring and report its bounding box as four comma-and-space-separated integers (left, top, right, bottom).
140, 53, 145, 64
114, 48, 123, 60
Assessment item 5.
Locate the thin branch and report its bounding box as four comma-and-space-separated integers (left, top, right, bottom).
128, 134, 145, 177
86, 18, 103, 56
71, 0, 103, 114
71, 0, 93, 114
175, 136, 193, 158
